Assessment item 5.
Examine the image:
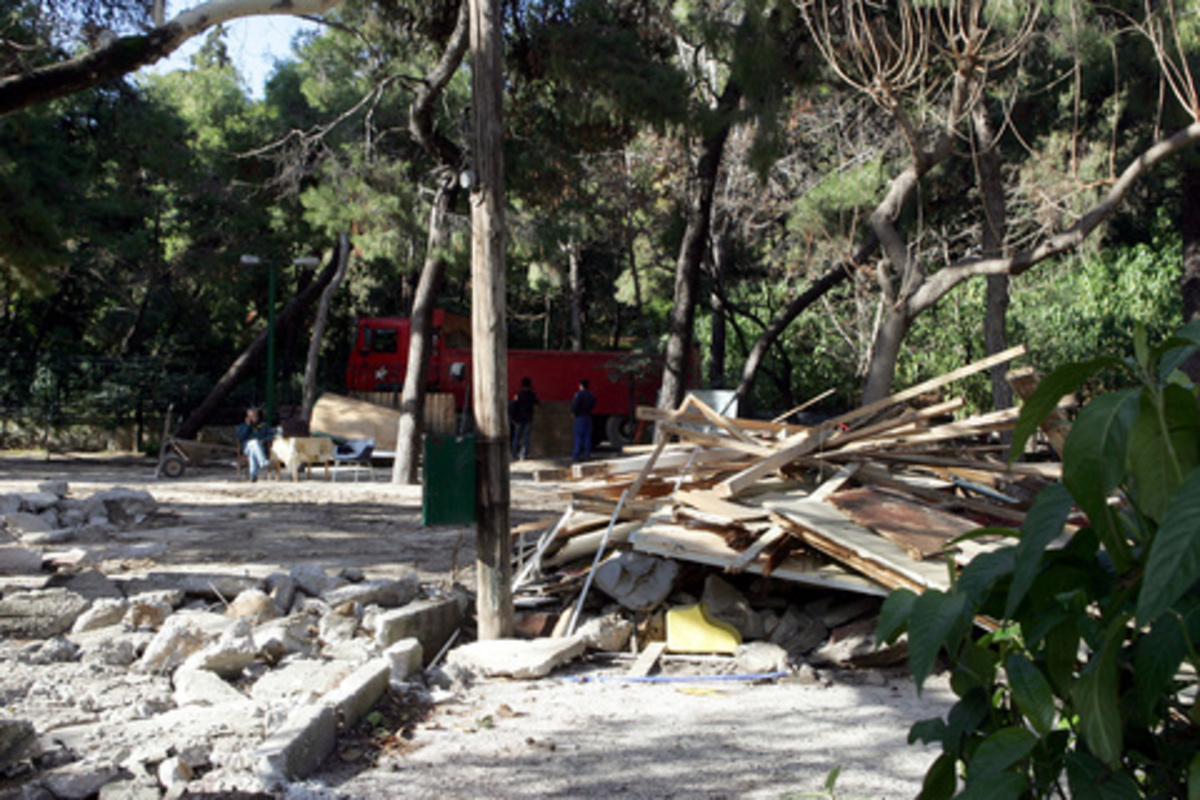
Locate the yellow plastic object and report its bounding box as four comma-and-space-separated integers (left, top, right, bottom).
665, 603, 742, 655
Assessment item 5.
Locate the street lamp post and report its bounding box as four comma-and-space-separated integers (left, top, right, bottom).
241, 254, 320, 424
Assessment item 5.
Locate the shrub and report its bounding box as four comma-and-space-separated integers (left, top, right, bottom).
878, 323, 1200, 798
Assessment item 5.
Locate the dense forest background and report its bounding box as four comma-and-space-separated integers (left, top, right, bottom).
1, 0, 1196, 449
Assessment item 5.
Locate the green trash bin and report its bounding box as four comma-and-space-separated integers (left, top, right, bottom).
422, 434, 476, 525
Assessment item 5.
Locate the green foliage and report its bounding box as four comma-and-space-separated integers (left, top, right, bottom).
882, 324, 1200, 798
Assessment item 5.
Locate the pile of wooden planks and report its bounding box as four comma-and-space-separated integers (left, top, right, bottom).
513, 344, 1065, 606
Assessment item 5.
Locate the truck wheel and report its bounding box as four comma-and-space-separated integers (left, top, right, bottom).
605, 415, 635, 446
158, 454, 186, 479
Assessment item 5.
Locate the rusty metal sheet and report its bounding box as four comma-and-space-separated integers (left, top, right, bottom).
826, 487, 979, 561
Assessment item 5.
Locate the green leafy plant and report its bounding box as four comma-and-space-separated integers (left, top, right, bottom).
878, 322, 1200, 799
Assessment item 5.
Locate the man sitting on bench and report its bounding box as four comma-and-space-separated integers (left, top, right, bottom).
237, 407, 273, 482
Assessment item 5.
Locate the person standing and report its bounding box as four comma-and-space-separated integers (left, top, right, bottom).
509, 376, 539, 461
570, 378, 596, 462
237, 407, 273, 482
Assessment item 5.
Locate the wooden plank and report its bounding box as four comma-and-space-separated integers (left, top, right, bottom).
770, 388, 836, 424
672, 489, 770, 522
827, 398, 964, 451
658, 422, 776, 457
713, 345, 1027, 499
628, 641, 668, 677
805, 463, 861, 503
847, 452, 1061, 480
855, 464, 1027, 525
727, 525, 787, 572
680, 393, 760, 447
631, 524, 886, 596
764, 496, 953, 591
636, 405, 805, 436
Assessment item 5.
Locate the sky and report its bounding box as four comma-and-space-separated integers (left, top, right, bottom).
147, 11, 321, 98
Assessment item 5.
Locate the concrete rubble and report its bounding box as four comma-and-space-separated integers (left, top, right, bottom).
0, 482, 470, 799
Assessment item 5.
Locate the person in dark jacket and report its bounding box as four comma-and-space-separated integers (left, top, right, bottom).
509, 376, 539, 461
570, 378, 596, 462
236, 407, 273, 482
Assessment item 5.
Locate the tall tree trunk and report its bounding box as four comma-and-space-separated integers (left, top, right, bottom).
861, 306, 911, 405
301, 233, 350, 422
974, 103, 1012, 411
1180, 163, 1200, 381
567, 241, 583, 351
393, 182, 456, 484
469, 0, 512, 640
176, 256, 339, 439
392, 0, 468, 484
658, 83, 741, 410
733, 236, 876, 406
708, 229, 727, 388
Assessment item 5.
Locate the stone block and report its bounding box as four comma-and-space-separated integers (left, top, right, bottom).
445, 637, 586, 679
0, 588, 90, 638
0, 543, 43, 574
575, 612, 633, 652
374, 595, 464, 660
321, 574, 420, 609
3, 511, 53, 536
135, 611, 232, 674
0, 719, 39, 770
18, 491, 60, 513
36, 480, 69, 498
701, 574, 764, 639
82, 488, 157, 528
255, 702, 338, 784
593, 551, 678, 611
325, 658, 391, 726
71, 598, 130, 633
290, 564, 342, 597
227, 589, 281, 624
173, 664, 250, 707
384, 638, 423, 682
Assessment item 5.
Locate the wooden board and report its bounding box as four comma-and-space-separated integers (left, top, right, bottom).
631, 524, 886, 596
763, 496, 953, 591
672, 489, 769, 522
825, 487, 979, 560
310, 392, 400, 451
628, 641, 668, 677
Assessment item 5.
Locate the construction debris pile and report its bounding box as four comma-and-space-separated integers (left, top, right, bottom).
507, 346, 1060, 674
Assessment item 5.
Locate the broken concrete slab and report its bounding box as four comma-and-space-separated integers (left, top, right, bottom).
173, 664, 251, 708
37, 760, 122, 799
0, 587, 90, 638
255, 702, 338, 785
18, 491, 60, 513
701, 574, 764, 640
0, 543, 43, 574
575, 612, 632, 653
135, 611, 234, 674
325, 658, 391, 726
734, 642, 789, 674
83, 488, 158, 528
384, 638, 423, 682
46, 569, 125, 602
4, 511, 54, 537
319, 611, 359, 644
249, 660, 357, 709
0, 718, 40, 770
321, 574, 420, 610
445, 637, 587, 680
36, 480, 69, 498
184, 618, 258, 679
593, 551, 679, 612
126, 572, 261, 601
289, 564, 343, 597
227, 589, 281, 624
374, 594, 464, 660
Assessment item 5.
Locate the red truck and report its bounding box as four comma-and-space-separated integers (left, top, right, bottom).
346, 311, 664, 443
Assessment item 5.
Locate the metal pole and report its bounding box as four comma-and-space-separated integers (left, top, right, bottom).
267, 260, 277, 424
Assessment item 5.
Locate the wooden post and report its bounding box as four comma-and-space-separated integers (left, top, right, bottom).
469, 0, 513, 639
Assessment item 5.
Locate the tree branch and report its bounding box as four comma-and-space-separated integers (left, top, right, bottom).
0, 0, 344, 115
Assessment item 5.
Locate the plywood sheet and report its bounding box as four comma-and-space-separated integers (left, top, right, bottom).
826, 487, 978, 560
310, 392, 400, 451
764, 496, 952, 591
631, 525, 886, 596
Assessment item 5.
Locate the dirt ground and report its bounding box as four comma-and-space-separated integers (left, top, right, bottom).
0, 452, 955, 799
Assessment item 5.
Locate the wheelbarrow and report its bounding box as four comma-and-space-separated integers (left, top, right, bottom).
156, 405, 239, 479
